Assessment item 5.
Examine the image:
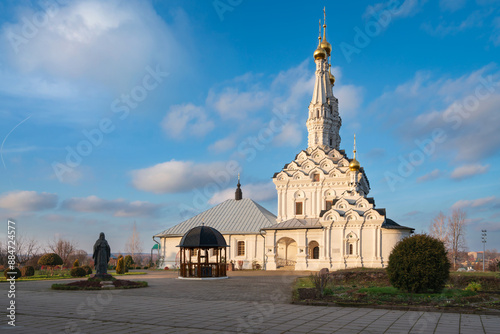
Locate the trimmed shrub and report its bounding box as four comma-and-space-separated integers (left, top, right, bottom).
70, 267, 87, 277
116, 257, 125, 274
387, 234, 450, 293
4, 267, 22, 279
82, 265, 93, 275
124, 255, 134, 269
21, 266, 35, 277
73, 259, 80, 267
38, 253, 63, 267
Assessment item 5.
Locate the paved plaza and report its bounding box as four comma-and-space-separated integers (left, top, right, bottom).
1, 271, 499, 333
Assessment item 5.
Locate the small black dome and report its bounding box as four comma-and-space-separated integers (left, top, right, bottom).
178, 225, 228, 248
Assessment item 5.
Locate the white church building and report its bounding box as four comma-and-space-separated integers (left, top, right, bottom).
154, 15, 413, 271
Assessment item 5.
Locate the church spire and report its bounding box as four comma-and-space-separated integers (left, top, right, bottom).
235, 173, 242, 200
320, 7, 332, 56
349, 134, 360, 171
307, 8, 342, 150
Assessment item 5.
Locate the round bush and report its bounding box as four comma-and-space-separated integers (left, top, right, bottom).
4, 267, 22, 279
387, 234, 450, 293
81, 265, 93, 275
38, 253, 63, 267
21, 266, 35, 277
70, 267, 87, 277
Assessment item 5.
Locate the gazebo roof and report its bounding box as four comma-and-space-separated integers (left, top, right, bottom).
178, 225, 228, 248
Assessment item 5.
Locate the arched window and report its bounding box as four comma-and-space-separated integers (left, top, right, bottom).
312, 247, 319, 259
349, 244, 353, 255
308, 241, 319, 259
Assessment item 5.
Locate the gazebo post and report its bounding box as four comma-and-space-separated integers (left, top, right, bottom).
197, 248, 201, 278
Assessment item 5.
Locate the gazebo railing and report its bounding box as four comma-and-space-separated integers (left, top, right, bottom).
180, 263, 227, 278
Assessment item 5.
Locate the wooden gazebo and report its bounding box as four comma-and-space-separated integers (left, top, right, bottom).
177, 225, 228, 279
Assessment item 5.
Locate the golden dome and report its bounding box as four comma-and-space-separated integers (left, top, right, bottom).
321, 22, 332, 56
329, 72, 335, 86
314, 46, 327, 60
320, 39, 332, 56
349, 134, 360, 171
349, 158, 360, 171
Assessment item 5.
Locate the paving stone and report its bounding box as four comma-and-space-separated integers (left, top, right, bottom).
1, 271, 497, 333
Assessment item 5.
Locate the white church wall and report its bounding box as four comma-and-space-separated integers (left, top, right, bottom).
159, 236, 182, 269
381, 229, 411, 264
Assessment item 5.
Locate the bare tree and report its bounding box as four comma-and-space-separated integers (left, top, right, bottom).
15, 234, 42, 266
429, 212, 449, 247
448, 208, 467, 269
125, 222, 143, 265
48, 237, 77, 267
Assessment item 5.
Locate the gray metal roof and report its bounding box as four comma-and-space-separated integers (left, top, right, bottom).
155, 198, 277, 237
262, 218, 323, 230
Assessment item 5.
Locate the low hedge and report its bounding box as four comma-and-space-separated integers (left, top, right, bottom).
70, 267, 87, 277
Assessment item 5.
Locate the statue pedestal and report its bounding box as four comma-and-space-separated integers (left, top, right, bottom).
90, 273, 114, 281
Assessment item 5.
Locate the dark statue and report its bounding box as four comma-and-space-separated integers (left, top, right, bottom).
93, 232, 111, 275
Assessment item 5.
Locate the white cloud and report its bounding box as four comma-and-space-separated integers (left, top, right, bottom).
208, 182, 276, 205
421, 9, 491, 37
335, 84, 364, 118
0, 190, 58, 211
364, 0, 428, 20
452, 196, 499, 210
62, 195, 163, 217
208, 88, 269, 120
370, 65, 500, 162
131, 160, 236, 194
450, 164, 490, 180
162, 103, 214, 139
439, 0, 467, 12
417, 169, 442, 183
0, 0, 185, 96
208, 136, 237, 153
273, 122, 302, 147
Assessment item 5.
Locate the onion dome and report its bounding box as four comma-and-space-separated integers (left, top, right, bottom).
349, 158, 360, 171
314, 37, 327, 60
349, 134, 361, 171
320, 24, 332, 56
329, 65, 335, 86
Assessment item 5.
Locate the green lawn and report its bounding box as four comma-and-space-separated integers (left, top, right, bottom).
0, 269, 147, 282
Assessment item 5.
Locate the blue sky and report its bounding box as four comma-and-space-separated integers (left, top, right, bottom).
0, 0, 499, 254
